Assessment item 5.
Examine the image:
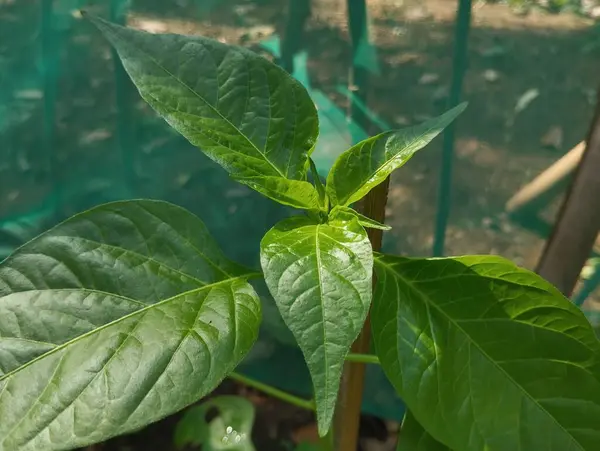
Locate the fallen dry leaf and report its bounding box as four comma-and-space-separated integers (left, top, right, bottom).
541, 125, 563, 150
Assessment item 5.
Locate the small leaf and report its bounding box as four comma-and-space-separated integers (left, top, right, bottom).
234, 176, 321, 211
397, 411, 451, 451
87, 15, 318, 181
329, 206, 391, 231
174, 395, 256, 450
309, 158, 327, 209
372, 254, 600, 451
0, 200, 262, 450
326, 104, 466, 207
260, 216, 373, 436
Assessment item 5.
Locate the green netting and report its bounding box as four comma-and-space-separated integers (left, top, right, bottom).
1, 0, 599, 422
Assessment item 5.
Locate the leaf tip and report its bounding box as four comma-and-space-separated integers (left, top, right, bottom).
314, 392, 341, 439
455, 101, 469, 114
317, 414, 333, 439
82, 12, 120, 38
80, 10, 101, 25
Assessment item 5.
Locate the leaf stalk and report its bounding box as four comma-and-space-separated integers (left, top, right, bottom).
345, 353, 380, 365
228, 372, 315, 411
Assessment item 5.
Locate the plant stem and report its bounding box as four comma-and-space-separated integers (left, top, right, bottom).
345, 353, 380, 365
246, 271, 266, 281
228, 372, 314, 411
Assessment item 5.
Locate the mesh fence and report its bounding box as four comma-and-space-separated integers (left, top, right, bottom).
1, 0, 599, 420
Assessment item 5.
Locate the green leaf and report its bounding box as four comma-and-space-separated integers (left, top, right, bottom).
397, 411, 451, 451
329, 206, 391, 231
295, 442, 322, 451
372, 254, 600, 451
260, 216, 373, 436
326, 103, 467, 207
174, 395, 256, 450
233, 176, 321, 211
309, 158, 327, 209
87, 15, 318, 181
0, 200, 262, 450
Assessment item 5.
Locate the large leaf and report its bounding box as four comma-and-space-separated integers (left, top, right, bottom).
397, 411, 451, 451
260, 215, 373, 436
0, 200, 262, 451
372, 254, 600, 451
326, 103, 466, 207
174, 395, 256, 450
88, 15, 319, 181
233, 176, 322, 211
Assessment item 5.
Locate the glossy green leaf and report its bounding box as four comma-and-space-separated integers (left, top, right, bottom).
326, 103, 466, 207
233, 176, 321, 211
397, 411, 451, 451
88, 15, 318, 181
0, 200, 262, 451
260, 215, 373, 436
372, 254, 600, 451
174, 395, 256, 450
329, 206, 391, 231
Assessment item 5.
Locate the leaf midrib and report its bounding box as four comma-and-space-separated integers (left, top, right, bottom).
376, 259, 586, 451
0, 277, 249, 383
110, 23, 288, 179
313, 224, 331, 416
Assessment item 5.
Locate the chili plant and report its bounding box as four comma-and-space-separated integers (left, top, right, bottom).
0, 15, 599, 451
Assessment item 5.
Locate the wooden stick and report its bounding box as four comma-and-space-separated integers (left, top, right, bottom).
334, 1, 380, 449
536, 90, 600, 296
506, 142, 585, 216
334, 179, 390, 451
